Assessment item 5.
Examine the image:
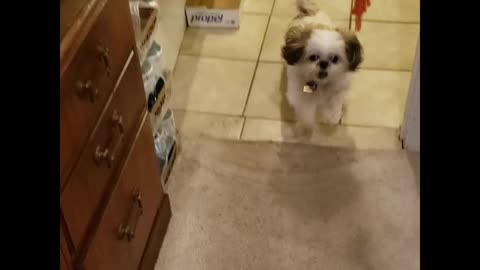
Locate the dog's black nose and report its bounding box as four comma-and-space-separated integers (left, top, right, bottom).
319, 61, 329, 69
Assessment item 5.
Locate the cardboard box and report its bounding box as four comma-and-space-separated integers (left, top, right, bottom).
185, 0, 241, 28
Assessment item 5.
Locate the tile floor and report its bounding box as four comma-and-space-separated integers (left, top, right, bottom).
170, 0, 420, 150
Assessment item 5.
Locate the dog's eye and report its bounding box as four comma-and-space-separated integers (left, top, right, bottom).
330, 55, 339, 64
309, 55, 319, 62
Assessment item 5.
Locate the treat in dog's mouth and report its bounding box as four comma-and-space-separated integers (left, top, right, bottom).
318, 71, 328, 79
305, 81, 318, 92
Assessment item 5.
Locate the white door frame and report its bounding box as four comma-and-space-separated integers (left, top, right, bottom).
400, 35, 420, 152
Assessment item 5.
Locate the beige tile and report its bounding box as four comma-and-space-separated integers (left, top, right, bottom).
357, 22, 419, 70
180, 14, 269, 60
260, 16, 350, 62
173, 110, 245, 140
242, 0, 275, 14
241, 118, 401, 150
246, 62, 394, 125
171, 55, 256, 115
343, 69, 411, 128
259, 16, 290, 62
273, 0, 352, 19
244, 62, 295, 121
363, 0, 420, 23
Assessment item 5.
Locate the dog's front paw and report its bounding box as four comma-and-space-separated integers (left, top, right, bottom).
293, 122, 313, 137
322, 109, 342, 125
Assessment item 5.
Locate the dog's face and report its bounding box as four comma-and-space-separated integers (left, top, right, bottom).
282, 25, 363, 89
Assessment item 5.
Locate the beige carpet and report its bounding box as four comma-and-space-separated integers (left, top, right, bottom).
155, 136, 420, 270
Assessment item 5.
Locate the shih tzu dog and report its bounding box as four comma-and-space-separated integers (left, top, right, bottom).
282, 0, 363, 132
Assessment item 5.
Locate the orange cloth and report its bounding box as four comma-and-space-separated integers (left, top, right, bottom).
352, 0, 371, 31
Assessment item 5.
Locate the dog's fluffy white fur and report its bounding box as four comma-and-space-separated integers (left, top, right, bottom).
282, 0, 363, 131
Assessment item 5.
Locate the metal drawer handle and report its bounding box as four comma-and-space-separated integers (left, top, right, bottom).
94, 132, 124, 168
75, 44, 110, 105
94, 110, 125, 167
112, 110, 125, 134
76, 80, 99, 103
97, 44, 111, 76
129, 191, 143, 241
118, 190, 144, 242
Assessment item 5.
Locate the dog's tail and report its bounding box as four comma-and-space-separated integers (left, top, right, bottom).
296, 0, 318, 15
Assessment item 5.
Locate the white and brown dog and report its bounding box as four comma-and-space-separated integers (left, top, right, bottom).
282, 0, 363, 132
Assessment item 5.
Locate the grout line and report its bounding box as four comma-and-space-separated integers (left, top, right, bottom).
242, 115, 401, 130
239, 117, 247, 139
172, 108, 245, 118
177, 3, 412, 138
359, 66, 413, 72
174, 108, 400, 131
361, 19, 420, 25
267, 13, 351, 20
263, 11, 420, 25
178, 53, 258, 63
243, 11, 272, 16
253, 57, 415, 72
180, 53, 414, 73
239, 0, 277, 138
261, 59, 414, 72
339, 122, 401, 130
256, 59, 284, 64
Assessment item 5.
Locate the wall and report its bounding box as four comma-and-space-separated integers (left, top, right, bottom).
154, 0, 187, 73
401, 36, 420, 152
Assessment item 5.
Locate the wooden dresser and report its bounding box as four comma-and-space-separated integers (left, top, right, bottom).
60, 0, 171, 269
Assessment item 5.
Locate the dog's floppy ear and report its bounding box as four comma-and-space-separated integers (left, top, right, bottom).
282, 26, 311, 65
337, 28, 363, 71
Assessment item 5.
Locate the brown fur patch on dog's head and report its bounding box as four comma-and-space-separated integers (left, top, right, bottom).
337, 28, 364, 71
282, 25, 312, 65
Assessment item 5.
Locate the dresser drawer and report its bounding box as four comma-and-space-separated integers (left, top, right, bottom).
61, 50, 146, 248
60, 0, 135, 179
79, 114, 164, 270
61, 249, 69, 270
